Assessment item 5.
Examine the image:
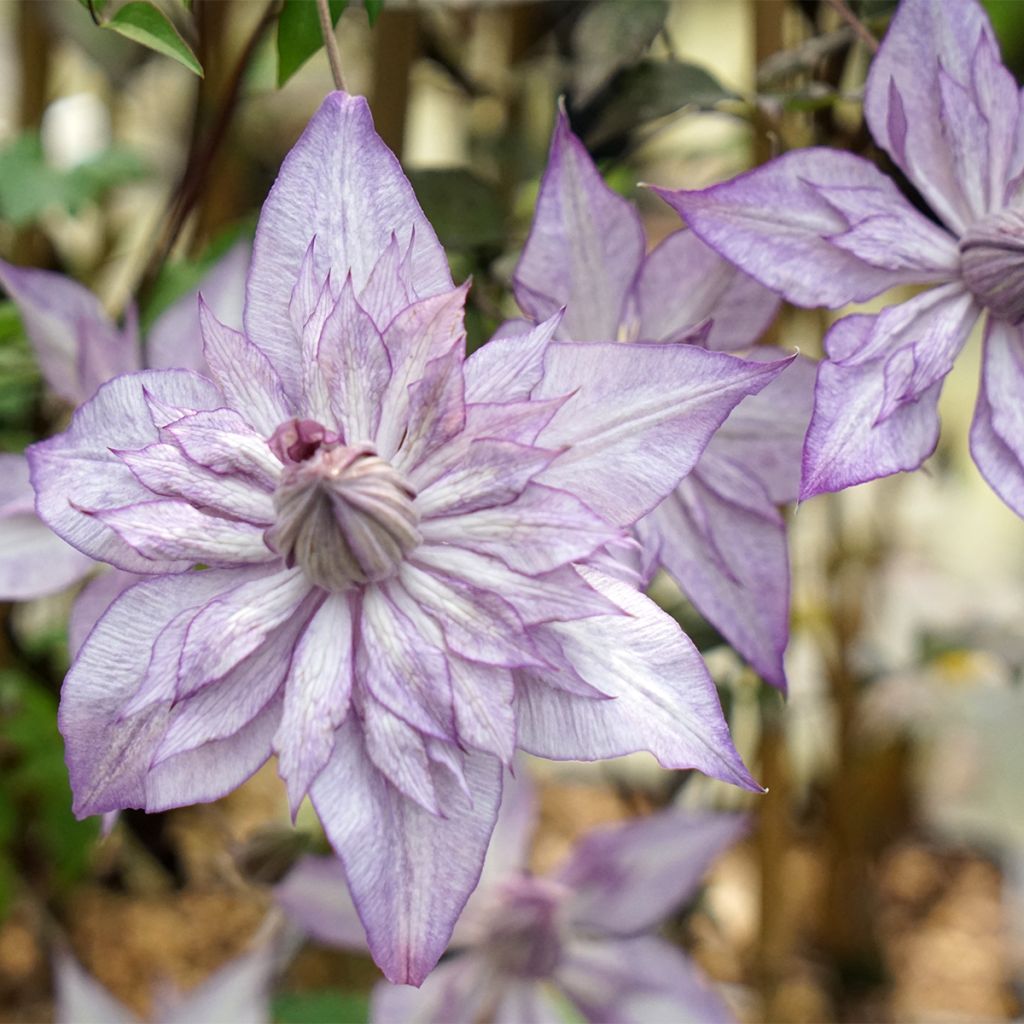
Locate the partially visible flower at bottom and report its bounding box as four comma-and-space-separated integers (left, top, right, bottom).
277, 771, 745, 1023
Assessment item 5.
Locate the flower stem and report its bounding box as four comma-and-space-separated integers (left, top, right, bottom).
826, 0, 879, 54
317, 0, 346, 92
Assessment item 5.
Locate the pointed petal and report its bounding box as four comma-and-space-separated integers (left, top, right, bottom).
394, 342, 466, 472
54, 952, 136, 1024
557, 809, 747, 935
449, 658, 516, 764
657, 149, 960, 308
68, 569, 138, 658
0, 260, 138, 404
275, 855, 368, 950
534, 342, 793, 526
864, 0, 1021, 228
0, 512, 92, 599
275, 593, 354, 813
464, 313, 563, 403
371, 959, 492, 1024
246, 92, 452, 398
639, 470, 790, 690
309, 721, 502, 984
516, 567, 759, 791
162, 942, 273, 1024
148, 240, 250, 373
161, 408, 281, 488
28, 370, 224, 572
633, 228, 779, 350
970, 317, 1024, 517
514, 108, 645, 340
199, 300, 290, 435
801, 288, 980, 498
558, 936, 735, 1024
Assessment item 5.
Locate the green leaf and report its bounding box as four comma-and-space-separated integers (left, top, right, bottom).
277, 0, 347, 87
103, 2, 203, 78
407, 169, 505, 250
364, 0, 383, 25
272, 990, 370, 1024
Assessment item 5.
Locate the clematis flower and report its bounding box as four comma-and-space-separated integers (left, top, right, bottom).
511, 110, 815, 690
662, 0, 1024, 514
30, 92, 792, 985
277, 772, 744, 1023
54, 939, 275, 1024
0, 242, 248, 608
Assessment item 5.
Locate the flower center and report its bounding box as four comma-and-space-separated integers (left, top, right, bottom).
959, 207, 1024, 324
482, 877, 565, 979
266, 418, 421, 591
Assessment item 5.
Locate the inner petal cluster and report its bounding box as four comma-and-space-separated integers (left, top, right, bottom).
481, 876, 566, 978
960, 206, 1024, 323
266, 418, 421, 591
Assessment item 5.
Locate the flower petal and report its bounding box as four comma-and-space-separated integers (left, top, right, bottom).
517, 566, 759, 791
275, 855, 368, 950
464, 313, 563, 404
245, 92, 451, 399
274, 593, 355, 814
309, 720, 502, 984
639, 469, 790, 690
54, 952, 136, 1024
556, 809, 747, 936
28, 370, 225, 572
970, 317, 1024, 517
68, 569, 137, 658
514, 107, 645, 340
632, 228, 779, 350
371, 958, 492, 1024
0, 260, 138, 404
0, 512, 93, 600
160, 941, 274, 1024
533, 342, 793, 526
657, 149, 960, 308
448, 658, 516, 764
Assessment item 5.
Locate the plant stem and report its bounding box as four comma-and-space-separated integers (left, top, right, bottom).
317, 0, 346, 92
826, 0, 879, 54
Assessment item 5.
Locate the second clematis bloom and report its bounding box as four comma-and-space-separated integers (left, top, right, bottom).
511, 111, 815, 690
31, 92, 791, 985
663, 0, 1024, 515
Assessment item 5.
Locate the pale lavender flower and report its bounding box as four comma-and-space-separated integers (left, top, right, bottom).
662, 0, 1024, 513
54, 940, 275, 1024
0, 242, 248, 606
278, 773, 744, 1023
30, 92, 791, 985
512, 111, 815, 690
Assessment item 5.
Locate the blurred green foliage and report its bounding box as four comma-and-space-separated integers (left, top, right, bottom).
0, 302, 37, 450
273, 989, 370, 1024
102, 2, 203, 78
277, 0, 347, 87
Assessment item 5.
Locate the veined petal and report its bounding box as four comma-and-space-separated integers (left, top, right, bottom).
0, 513, 93, 600
556, 810, 747, 936
970, 317, 1024, 517
533, 342, 793, 527
274, 593, 355, 814
639, 470, 790, 691
275, 855, 368, 950
657, 150, 960, 308
309, 720, 502, 984
245, 92, 451, 399
68, 569, 137, 658
28, 370, 224, 572
632, 228, 779, 350
420, 483, 620, 575
371, 958, 493, 1024
394, 342, 466, 473
864, 0, 1021, 228
514, 108, 645, 340
463, 313, 563, 404
0, 260, 138, 404
557, 936, 734, 1024
357, 231, 419, 330
448, 657, 516, 764
95, 501, 274, 566
148, 240, 250, 373
199, 300, 290, 436
516, 567, 760, 791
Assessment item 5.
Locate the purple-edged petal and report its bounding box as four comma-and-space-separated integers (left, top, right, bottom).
464, 313, 563, 404
245, 92, 451, 399
864, 0, 1022, 228
371, 958, 493, 1024
533, 342, 793, 527
309, 719, 502, 984
970, 317, 1024, 516
68, 569, 137, 658
28, 370, 224, 572
448, 657, 516, 764
658, 150, 960, 309
516, 566, 760, 791
556, 810, 747, 936
274, 592, 355, 814
276, 855, 368, 950
638, 469, 790, 690
801, 286, 980, 498
0, 260, 139, 404
59, 567, 266, 816
514, 107, 645, 340
557, 936, 735, 1024
631, 228, 780, 350
147, 240, 250, 373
